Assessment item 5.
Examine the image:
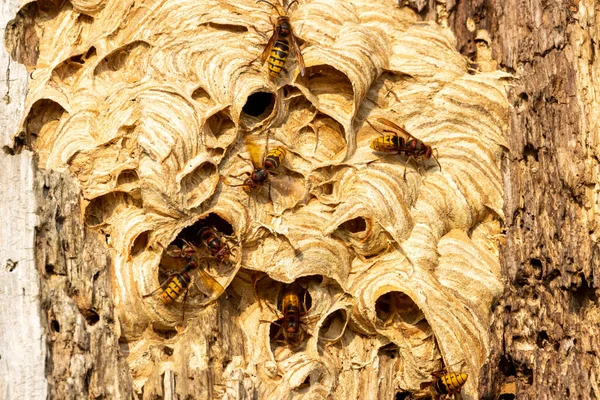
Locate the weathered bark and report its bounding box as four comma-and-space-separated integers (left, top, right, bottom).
430, 0, 600, 399
2, 1, 600, 400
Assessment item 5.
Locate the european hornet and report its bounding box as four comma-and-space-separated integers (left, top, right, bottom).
199, 226, 231, 262
143, 240, 224, 319
230, 145, 287, 192
256, 0, 305, 79
367, 117, 441, 176
411, 367, 468, 400
274, 285, 307, 346
227, 138, 299, 206
256, 279, 309, 348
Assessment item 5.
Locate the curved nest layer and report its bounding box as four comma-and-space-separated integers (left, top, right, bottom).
9, 0, 510, 397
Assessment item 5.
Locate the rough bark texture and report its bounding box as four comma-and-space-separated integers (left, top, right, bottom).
35, 169, 134, 399
434, 0, 600, 399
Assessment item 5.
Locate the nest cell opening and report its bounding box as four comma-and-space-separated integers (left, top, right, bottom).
207, 110, 235, 139
295, 375, 312, 393
318, 309, 348, 344
375, 291, 424, 326
82, 309, 100, 326
93, 41, 150, 80
157, 213, 234, 282
51, 49, 96, 83
152, 322, 178, 340
22, 98, 67, 152
339, 217, 367, 233
302, 64, 354, 106
395, 391, 411, 400
163, 346, 174, 357
378, 342, 399, 359
192, 86, 212, 107
130, 230, 150, 257
174, 214, 234, 247
84, 192, 143, 227
241, 91, 275, 119
116, 169, 140, 186
50, 319, 60, 333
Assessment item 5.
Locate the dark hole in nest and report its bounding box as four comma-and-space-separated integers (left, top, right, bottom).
498, 394, 516, 400
321, 183, 334, 195
83, 309, 100, 326
51, 319, 60, 333
116, 169, 139, 186
207, 110, 234, 137
296, 375, 311, 391
174, 213, 234, 247
152, 323, 178, 340
375, 292, 421, 325
499, 355, 516, 377
163, 346, 174, 356
378, 342, 398, 359
70, 54, 85, 64
339, 217, 367, 233
395, 392, 411, 400
45, 264, 55, 275
375, 293, 392, 317
242, 92, 274, 117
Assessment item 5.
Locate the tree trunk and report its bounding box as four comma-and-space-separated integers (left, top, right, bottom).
431, 0, 600, 398
1, 1, 598, 400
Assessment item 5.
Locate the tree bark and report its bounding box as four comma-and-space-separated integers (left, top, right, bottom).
2, 1, 599, 400
433, 0, 600, 398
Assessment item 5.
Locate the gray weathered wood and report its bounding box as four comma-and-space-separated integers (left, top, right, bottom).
0, 1, 47, 399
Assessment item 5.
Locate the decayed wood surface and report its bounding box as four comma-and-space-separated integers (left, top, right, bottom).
429, 0, 600, 399
0, 0, 45, 399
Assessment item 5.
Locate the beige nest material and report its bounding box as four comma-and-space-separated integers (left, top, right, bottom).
12, 0, 511, 397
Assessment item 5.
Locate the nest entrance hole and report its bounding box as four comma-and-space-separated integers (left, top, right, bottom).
375, 291, 423, 326
152, 322, 178, 340
242, 91, 275, 118
339, 217, 367, 233
85, 192, 142, 227
173, 213, 233, 248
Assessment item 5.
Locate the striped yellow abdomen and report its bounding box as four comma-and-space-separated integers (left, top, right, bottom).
268, 39, 289, 79
160, 273, 191, 304
265, 147, 286, 170
370, 135, 404, 152
435, 372, 468, 394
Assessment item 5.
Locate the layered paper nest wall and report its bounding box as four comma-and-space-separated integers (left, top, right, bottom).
11, 0, 510, 398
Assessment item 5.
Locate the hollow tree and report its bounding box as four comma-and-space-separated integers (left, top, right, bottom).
1, 1, 598, 399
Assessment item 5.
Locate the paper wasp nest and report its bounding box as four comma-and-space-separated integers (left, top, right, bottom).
11, 0, 509, 398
